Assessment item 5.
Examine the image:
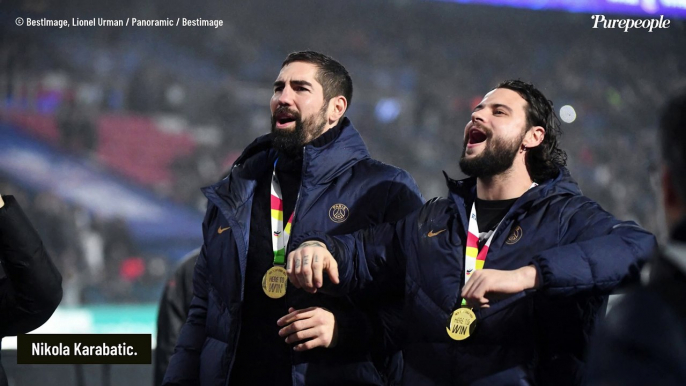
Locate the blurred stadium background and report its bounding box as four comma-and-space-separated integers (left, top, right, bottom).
1, 0, 686, 384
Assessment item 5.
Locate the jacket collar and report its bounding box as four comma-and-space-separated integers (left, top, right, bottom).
233, 117, 369, 185
205, 117, 370, 206
444, 167, 582, 222
300, 117, 370, 186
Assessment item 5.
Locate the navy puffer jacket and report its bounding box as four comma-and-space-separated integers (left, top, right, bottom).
311, 169, 656, 385
163, 118, 424, 386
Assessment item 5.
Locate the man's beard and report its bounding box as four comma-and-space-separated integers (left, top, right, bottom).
271, 105, 327, 157
459, 128, 525, 179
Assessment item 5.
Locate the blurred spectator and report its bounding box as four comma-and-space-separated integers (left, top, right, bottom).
57, 96, 98, 155
586, 91, 686, 385
0, 194, 63, 386
154, 249, 198, 386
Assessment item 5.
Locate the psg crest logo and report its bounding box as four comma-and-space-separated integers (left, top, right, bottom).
506, 225, 523, 245
328, 203, 350, 223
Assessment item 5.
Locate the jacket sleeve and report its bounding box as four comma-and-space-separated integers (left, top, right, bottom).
331, 170, 423, 354
162, 207, 214, 386
155, 251, 199, 386
382, 170, 425, 223
296, 207, 419, 298
0, 195, 63, 336
530, 198, 657, 297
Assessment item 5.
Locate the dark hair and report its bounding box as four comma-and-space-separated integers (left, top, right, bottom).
282, 51, 353, 108
660, 91, 686, 203
496, 80, 567, 182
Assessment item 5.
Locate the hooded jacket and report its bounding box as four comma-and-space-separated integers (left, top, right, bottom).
310, 168, 656, 385
163, 118, 424, 386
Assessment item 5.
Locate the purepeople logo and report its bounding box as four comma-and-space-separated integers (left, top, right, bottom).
591, 14, 671, 32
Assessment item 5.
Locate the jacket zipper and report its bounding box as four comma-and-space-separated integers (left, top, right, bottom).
287, 145, 307, 386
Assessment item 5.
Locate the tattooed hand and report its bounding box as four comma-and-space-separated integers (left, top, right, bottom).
296, 241, 326, 250
286, 240, 338, 293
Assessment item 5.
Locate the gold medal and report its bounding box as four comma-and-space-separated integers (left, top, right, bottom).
262, 266, 288, 299
446, 307, 476, 340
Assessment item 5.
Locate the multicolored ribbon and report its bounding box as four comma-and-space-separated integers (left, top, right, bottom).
463, 204, 498, 284
461, 183, 537, 306
271, 162, 295, 265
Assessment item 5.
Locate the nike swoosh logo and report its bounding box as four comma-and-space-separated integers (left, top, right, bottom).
218, 226, 231, 234
427, 229, 447, 237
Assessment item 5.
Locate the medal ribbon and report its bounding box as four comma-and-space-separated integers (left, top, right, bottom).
461, 183, 537, 306
271, 161, 295, 266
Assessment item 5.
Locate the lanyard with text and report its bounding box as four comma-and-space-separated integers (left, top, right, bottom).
262, 160, 295, 299
446, 182, 537, 340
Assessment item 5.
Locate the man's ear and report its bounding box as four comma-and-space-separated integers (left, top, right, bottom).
328, 96, 347, 125
523, 126, 545, 149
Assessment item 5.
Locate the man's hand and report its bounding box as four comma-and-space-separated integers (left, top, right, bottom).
277, 307, 338, 351
461, 266, 539, 308
286, 241, 339, 293
0, 195, 4, 209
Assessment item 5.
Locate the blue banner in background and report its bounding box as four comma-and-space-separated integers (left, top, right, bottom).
436, 0, 686, 18
0, 124, 202, 260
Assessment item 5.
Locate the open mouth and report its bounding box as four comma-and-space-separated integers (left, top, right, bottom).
273, 109, 298, 129
468, 127, 488, 145
276, 115, 296, 126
